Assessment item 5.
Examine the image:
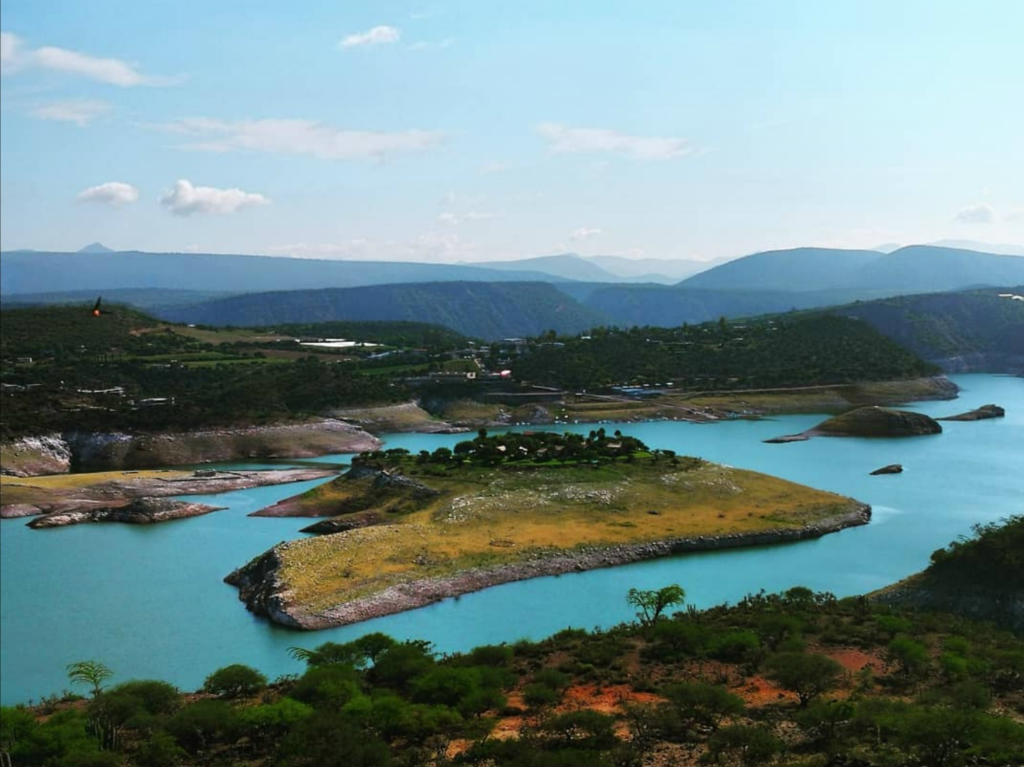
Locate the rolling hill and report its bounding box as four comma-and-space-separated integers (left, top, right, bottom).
830, 288, 1024, 372
158, 281, 608, 339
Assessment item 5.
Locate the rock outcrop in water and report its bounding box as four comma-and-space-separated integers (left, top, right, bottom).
813, 407, 942, 437
27, 498, 226, 528
938, 403, 1005, 421
870, 464, 903, 475
766, 406, 942, 443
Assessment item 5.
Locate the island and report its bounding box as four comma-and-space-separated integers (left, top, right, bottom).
937, 403, 1005, 421
765, 406, 942, 443
226, 430, 870, 629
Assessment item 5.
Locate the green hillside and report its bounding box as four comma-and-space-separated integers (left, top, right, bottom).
511, 315, 937, 390
159, 282, 609, 339
832, 288, 1024, 371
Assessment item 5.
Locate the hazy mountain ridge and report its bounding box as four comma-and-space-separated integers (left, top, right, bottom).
157, 281, 608, 339
0, 250, 576, 295
678, 244, 1024, 294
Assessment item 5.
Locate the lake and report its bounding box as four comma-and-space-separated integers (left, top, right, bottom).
1, 373, 1021, 705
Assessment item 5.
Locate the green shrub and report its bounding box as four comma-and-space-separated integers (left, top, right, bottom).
202, 664, 267, 698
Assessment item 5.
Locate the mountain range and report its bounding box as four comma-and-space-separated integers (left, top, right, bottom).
4, 243, 1024, 343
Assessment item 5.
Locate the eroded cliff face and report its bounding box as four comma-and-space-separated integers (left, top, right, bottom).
1, 434, 73, 476
0, 420, 381, 476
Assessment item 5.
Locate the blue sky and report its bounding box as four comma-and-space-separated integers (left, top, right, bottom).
2, 0, 1022, 261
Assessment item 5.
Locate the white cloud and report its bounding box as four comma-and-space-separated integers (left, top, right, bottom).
31, 99, 110, 126
76, 181, 139, 206
570, 227, 602, 241
537, 123, 694, 160
1, 31, 176, 86
955, 202, 995, 224
1, 31, 21, 70
160, 179, 269, 216
1006, 208, 1024, 223
158, 117, 443, 161
339, 25, 400, 49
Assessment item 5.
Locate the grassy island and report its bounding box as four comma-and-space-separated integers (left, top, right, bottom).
229, 431, 869, 628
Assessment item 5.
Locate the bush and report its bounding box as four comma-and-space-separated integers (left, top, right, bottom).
703, 724, 782, 765
202, 664, 267, 698
764, 652, 843, 707
523, 683, 561, 708
289, 666, 361, 709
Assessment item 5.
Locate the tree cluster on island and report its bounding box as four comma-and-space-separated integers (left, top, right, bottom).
353, 428, 685, 471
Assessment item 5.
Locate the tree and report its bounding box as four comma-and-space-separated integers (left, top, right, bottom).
626, 584, 686, 628
66, 661, 113, 697
202, 664, 267, 698
887, 636, 929, 680
764, 652, 843, 707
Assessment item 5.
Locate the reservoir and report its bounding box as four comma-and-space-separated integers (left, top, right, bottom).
1, 373, 1021, 705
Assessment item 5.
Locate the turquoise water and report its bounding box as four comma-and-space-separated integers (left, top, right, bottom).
2, 374, 1021, 704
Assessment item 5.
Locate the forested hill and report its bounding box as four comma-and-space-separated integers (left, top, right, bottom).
830, 288, 1024, 372
158, 282, 608, 339
511, 315, 937, 391
875, 515, 1024, 632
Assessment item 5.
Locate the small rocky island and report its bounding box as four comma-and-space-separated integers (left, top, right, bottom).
27, 498, 226, 528
226, 430, 871, 629
938, 403, 1005, 421
766, 406, 942, 443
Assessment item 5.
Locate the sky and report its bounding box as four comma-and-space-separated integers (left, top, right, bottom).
1, 0, 1022, 263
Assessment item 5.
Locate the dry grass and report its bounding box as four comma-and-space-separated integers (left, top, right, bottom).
276, 460, 859, 610
0, 469, 188, 506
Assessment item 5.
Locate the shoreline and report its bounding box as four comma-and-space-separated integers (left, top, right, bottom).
0, 376, 956, 477
0, 467, 338, 520
226, 503, 871, 630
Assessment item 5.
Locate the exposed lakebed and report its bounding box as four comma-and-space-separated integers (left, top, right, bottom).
1, 374, 1021, 705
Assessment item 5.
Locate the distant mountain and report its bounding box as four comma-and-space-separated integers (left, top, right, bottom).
678, 247, 884, 292
0, 251, 577, 296
466, 254, 619, 282
851, 246, 1024, 293
0, 287, 234, 310
829, 287, 1024, 373
76, 242, 114, 254
677, 244, 1024, 295
587, 254, 726, 283
157, 282, 609, 340
928, 239, 1024, 257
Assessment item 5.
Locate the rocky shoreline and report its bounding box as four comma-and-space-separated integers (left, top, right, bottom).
0, 420, 379, 477
1, 468, 337, 520
225, 503, 871, 630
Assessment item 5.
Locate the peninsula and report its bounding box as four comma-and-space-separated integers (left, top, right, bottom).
227, 430, 870, 629
0, 466, 337, 524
